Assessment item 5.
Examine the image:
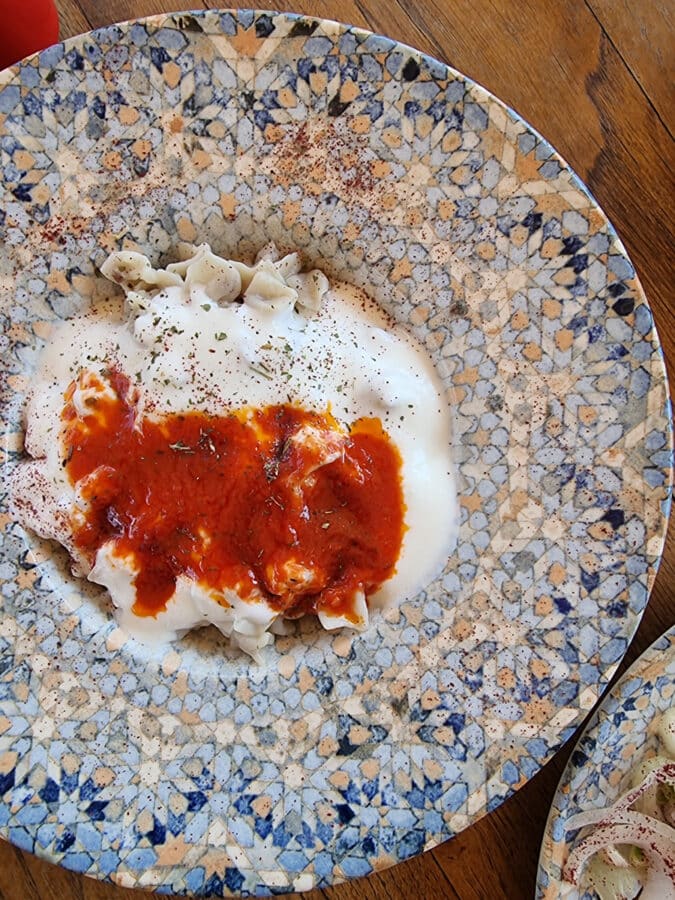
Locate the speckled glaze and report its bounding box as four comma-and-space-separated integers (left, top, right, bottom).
0, 10, 672, 897
537, 625, 675, 899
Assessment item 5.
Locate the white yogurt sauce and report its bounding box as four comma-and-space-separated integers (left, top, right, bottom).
11, 244, 457, 658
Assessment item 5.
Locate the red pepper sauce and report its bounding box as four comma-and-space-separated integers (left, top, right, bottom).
62, 369, 406, 624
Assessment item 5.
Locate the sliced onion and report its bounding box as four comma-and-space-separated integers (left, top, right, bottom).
600, 843, 633, 868
563, 818, 675, 894
567, 762, 675, 833
563, 760, 675, 897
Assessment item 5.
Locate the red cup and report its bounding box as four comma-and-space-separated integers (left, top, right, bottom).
0, 0, 60, 70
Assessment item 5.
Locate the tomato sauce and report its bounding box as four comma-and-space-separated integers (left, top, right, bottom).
62, 369, 405, 623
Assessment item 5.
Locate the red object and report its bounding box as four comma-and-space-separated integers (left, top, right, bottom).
0, 0, 59, 70
62, 369, 406, 623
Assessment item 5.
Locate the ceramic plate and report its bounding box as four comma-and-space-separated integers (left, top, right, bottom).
0, 10, 672, 897
537, 624, 675, 898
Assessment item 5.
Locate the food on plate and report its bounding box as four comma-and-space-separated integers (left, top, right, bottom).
11, 243, 457, 657
563, 707, 675, 900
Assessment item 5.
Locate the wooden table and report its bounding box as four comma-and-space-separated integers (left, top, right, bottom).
0, 2, 673, 899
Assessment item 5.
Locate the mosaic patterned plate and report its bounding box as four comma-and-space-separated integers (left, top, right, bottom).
0, 9, 672, 897
536, 624, 675, 899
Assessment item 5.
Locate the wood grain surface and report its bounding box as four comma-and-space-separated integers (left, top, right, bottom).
1, 2, 673, 899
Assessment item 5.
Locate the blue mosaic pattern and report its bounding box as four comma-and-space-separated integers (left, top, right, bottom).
0, 10, 672, 895
537, 625, 675, 899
